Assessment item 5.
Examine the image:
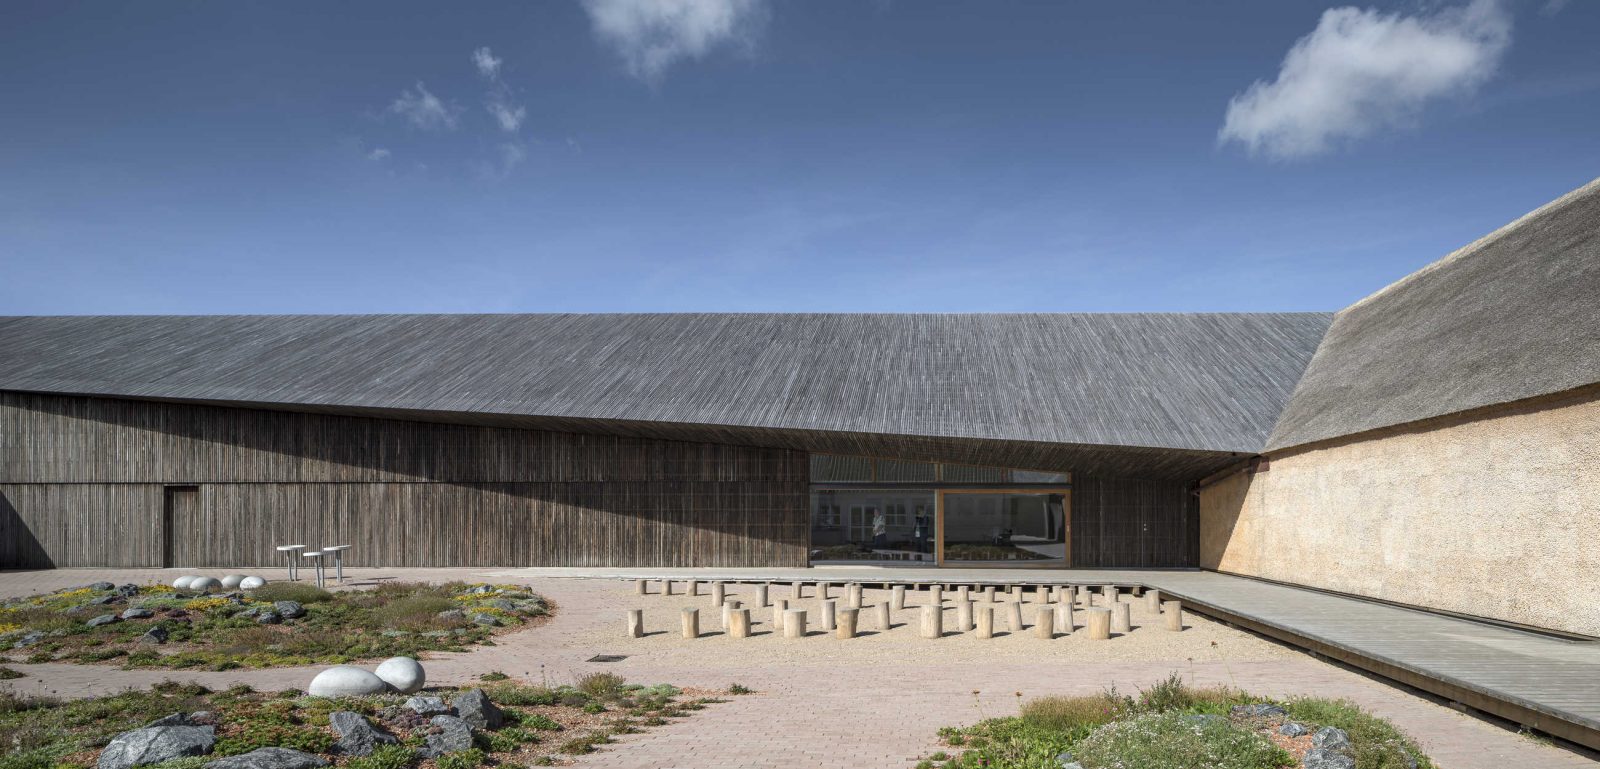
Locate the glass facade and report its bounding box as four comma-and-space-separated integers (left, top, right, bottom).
808, 455, 1070, 565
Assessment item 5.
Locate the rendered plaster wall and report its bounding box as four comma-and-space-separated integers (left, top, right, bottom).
1200, 390, 1600, 637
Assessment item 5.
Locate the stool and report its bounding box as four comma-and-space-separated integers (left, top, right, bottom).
301, 550, 327, 588
322, 545, 351, 584
276, 545, 305, 581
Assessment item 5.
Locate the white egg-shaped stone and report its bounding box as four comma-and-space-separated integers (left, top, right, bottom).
374, 656, 426, 694
220, 575, 247, 589
188, 577, 221, 592
239, 576, 267, 589
172, 576, 197, 589
308, 665, 390, 698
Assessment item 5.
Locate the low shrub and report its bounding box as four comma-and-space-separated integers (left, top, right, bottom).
344, 744, 416, 769
435, 748, 484, 769
1073, 711, 1293, 769
577, 672, 625, 699
1284, 698, 1435, 769
246, 583, 333, 604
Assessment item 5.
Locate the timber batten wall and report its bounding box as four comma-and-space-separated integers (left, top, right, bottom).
0, 393, 809, 568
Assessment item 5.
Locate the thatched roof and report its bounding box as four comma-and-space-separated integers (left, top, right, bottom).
1269, 177, 1600, 451
0, 313, 1329, 478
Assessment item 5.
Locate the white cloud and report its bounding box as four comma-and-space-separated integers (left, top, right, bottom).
487, 99, 527, 132
580, 0, 767, 83
472, 46, 503, 79
367, 148, 391, 161
1218, 0, 1511, 159
500, 142, 527, 171
388, 81, 459, 131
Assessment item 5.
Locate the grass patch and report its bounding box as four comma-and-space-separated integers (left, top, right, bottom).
1284, 698, 1435, 769
1075, 711, 1292, 768
0, 582, 551, 670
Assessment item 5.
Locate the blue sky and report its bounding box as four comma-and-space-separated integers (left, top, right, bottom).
1, 0, 1597, 315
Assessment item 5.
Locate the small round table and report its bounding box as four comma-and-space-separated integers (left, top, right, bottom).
300, 550, 327, 588
322, 545, 351, 584
275, 545, 306, 581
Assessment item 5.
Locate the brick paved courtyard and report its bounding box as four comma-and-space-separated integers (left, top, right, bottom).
1, 568, 1594, 769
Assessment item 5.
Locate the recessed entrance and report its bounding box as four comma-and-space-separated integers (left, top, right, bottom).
937, 489, 1068, 567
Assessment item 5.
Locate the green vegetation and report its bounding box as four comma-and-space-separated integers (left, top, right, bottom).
0, 582, 551, 670
939, 543, 1051, 561
929, 673, 1432, 769
0, 674, 716, 769
727, 683, 752, 695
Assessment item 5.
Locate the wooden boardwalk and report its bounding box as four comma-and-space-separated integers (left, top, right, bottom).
495, 566, 1600, 751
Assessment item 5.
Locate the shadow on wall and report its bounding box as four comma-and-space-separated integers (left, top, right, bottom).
0, 491, 53, 569
1197, 470, 1250, 571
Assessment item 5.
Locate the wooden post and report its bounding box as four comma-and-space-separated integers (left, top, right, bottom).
929, 585, 943, 606
873, 601, 891, 630
818, 582, 831, 600
783, 609, 807, 639
975, 606, 994, 639
1102, 585, 1117, 606
771, 598, 788, 633
1055, 604, 1073, 635
836, 608, 859, 639
848, 583, 863, 609
681, 608, 699, 639
983, 585, 996, 603
626, 609, 643, 638
956, 600, 974, 632
689, 580, 701, 597
711, 581, 725, 606
1162, 600, 1184, 631
721, 599, 741, 630
791, 581, 804, 599
634, 579, 647, 596
1033, 606, 1054, 639
1035, 585, 1049, 602
1112, 602, 1131, 633
920, 604, 943, 639
957, 585, 970, 603
1086, 608, 1111, 640
820, 599, 837, 632
1005, 601, 1024, 632
755, 583, 769, 608
891, 585, 906, 610
1132, 585, 1143, 597
664, 580, 675, 596
1145, 588, 1161, 614
1007, 584, 1017, 597
729, 608, 752, 639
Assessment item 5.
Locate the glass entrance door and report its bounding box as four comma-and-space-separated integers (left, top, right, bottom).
938, 490, 1068, 566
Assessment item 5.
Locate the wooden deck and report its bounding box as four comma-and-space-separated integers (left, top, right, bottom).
493, 565, 1600, 751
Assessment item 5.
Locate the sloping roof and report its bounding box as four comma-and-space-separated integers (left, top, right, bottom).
0, 313, 1330, 475
1268, 177, 1600, 451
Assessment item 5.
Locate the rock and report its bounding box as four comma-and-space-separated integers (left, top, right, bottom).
274, 601, 306, 619
255, 612, 281, 625
172, 576, 198, 589
1303, 748, 1357, 769
471, 613, 500, 627
96, 725, 215, 769
140, 626, 170, 644
380, 630, 408, 638
1054, 752, 1081, 769
329, 711, 398, 756
13, 631, 45, 649
147, 713, 195, 727
190, 711, 217, 725
91, 595, 121, 606
451, 689, 503, 730
374, 657, 426, 694
307, 666, 389, 698
1278, 721, 1310, 737
1230, 703, 1288, 718
405, 695, 452, 716
87, 614, 120, 628
203, 747, 329, 769
239, 576, 266, 589
419, 716, 474, 758
1313, 726, 1352, 752
467, 585, 495, 594
189, 577, 221, 592
90, 581, 115, 591
117, 584, 140, 597
220, 575, 247, 589
436, 609, 466, 622
121, 608, 155, 620
483, 599, 517, 612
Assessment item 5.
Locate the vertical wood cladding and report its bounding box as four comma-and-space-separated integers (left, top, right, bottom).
1071, 476, 1196, 567
0, 393, 809, 568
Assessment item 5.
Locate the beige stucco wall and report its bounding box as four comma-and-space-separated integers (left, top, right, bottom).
1200, 390, 1600, 637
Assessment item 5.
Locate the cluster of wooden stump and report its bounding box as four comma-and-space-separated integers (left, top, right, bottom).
623, 580, 1185, 641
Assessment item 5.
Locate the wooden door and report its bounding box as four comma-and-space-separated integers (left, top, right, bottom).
163, 486, 200, 567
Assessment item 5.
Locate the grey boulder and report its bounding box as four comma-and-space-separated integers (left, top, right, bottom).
255, 612, 282, 625
91, 595, 121, 606
452, 689, 503, 730
140, 626, 170, 644
1313, 726, 1352, 752
117, 584, 141, 597
1278, 721, 1310, 737
470, 613, 500, 627
87, 614, 120, 627
204, 747, 329, 769
405, 695, 452, 716
1303, 748, 1357, 769
273, 601, 306, 619
121, 608, 155, 620
147, 713, 195, 728
419, 716, 475, 758
90, 581, 116, 591
96, 725, 215, 769
1230, 703, 1288, 718
329, 711, 399, 756
14, 631, 46, 649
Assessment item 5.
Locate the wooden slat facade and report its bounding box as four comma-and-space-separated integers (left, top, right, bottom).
0, 393, 809, 568
1071, 476, 1197, 567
